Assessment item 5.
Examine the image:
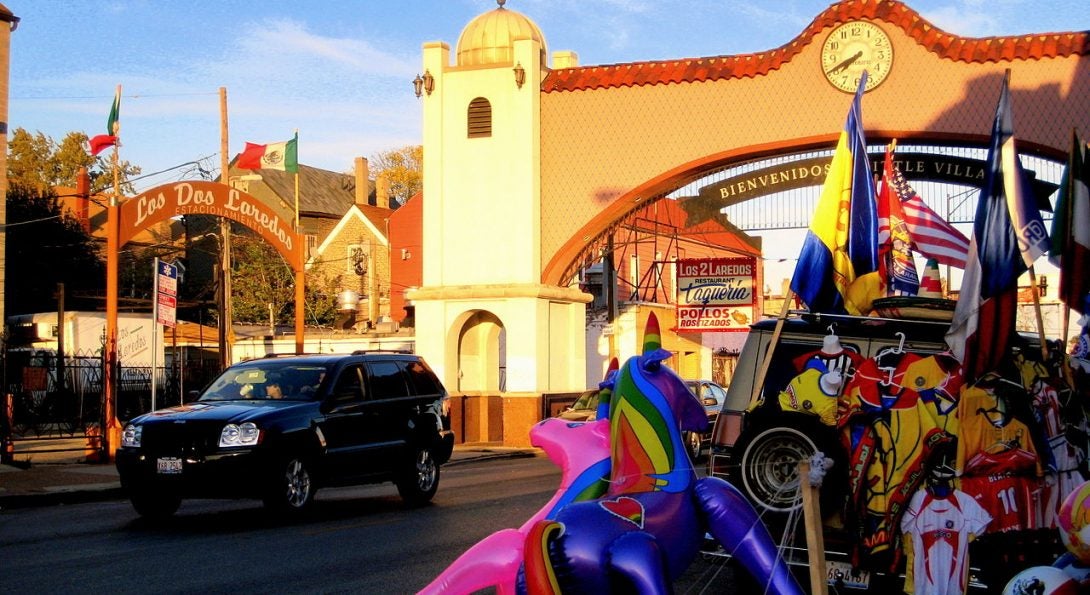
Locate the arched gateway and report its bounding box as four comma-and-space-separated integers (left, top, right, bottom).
412, 0, 1090, 446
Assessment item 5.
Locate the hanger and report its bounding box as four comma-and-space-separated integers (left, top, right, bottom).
893, 332, 906, 354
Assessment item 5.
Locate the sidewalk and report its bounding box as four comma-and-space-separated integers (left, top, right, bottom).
0, 442, 539, 510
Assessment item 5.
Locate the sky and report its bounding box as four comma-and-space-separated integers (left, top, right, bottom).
8, 0, 1090, 194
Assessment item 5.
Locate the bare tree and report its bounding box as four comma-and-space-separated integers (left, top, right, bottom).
368, 145, 422, 206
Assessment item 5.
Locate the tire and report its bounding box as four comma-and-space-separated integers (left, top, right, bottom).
683, 431, 703, 462
130, 487, 181, 519
396, 445, 439, 506
263, 456, 316, 515
737, 425, 819, 514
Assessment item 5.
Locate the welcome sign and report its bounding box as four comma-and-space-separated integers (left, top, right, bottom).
118, 181, 303, 269
676, 257, 757, 332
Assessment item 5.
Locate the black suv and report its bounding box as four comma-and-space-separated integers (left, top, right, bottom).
116, 351, 455, 518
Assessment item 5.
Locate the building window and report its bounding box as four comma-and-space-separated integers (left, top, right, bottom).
467, 97, 492, 138
347, 243, 369, 276
305, 234, 318, 260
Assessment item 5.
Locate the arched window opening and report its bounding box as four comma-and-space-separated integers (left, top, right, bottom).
467, 97, 491, 138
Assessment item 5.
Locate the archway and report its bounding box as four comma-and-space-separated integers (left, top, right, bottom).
448, 309, 506, 443
456, 310, 505, 393
551, 139, 1065, 289
102, 180, 305, 455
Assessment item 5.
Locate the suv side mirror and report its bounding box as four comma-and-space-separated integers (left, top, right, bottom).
322, 390, 359, 413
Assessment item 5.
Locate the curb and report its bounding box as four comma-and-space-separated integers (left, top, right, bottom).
445, 449, 538, 466
0, 448, 539, 511
0, 486, 126, 511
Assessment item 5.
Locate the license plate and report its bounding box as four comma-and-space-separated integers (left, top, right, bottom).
827, 560, 870, 589
156, 457, 183, 475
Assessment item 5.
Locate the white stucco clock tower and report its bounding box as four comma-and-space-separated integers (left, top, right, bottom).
409, 1, 591, 444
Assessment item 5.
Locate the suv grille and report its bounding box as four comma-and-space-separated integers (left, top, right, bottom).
141, 421, 222, 457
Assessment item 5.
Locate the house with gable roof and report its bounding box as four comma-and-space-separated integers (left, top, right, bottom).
212, 156, 400, 332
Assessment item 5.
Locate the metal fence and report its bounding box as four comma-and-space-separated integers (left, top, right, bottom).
3, 351, 221, 440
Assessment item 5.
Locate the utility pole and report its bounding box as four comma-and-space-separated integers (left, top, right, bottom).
218, 87, 233, 368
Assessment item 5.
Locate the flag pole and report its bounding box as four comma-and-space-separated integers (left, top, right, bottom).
748, 288, 794, 410
1062, 305, 1071, 354
291, 129, 304, 355
104, 83, 123, 460
1028, 264, 1050, 363
293, 129, 300, 232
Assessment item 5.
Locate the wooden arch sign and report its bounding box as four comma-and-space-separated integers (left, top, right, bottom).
120, 181, 304, 269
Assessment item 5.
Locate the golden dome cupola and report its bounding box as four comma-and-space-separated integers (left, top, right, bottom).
456, 0, 547, 66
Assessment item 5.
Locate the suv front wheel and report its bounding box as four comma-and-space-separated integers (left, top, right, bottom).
396, 445, 439, 506
264, 456, 316, 514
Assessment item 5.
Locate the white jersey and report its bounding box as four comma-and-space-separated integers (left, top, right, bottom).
900, 488, 991, 595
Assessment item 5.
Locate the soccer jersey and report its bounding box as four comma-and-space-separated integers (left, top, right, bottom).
840, 358, 950, 560
958, 474, 1034, 533
777, 367, 841, 427
900, 488, 991, 595
894, 353, 961, 435
956, 385, 1042, 477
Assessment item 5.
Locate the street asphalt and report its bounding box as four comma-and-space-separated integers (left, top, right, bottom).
0, 440, 539, 510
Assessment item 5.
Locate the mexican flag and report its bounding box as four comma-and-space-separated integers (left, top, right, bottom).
1049, 130, 1090, 314
238, 133, 298, 172
87, 86, 121, 156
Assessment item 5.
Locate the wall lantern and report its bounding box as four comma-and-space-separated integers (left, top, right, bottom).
513, 62, 526, 89
413, 70, 435, 98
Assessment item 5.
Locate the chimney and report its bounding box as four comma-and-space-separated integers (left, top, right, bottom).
376, 175, 391, 208
354, 157, 370, 207
552, 50, 579, 68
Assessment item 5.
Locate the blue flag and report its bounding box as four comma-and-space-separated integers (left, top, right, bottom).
791, 72, 880, 315
946, 71, 1047, 381
980, 71, 1049, 292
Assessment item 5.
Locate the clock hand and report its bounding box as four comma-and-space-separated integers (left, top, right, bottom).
826, 51, 863, 75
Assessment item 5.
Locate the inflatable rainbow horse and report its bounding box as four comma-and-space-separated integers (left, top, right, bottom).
522, 314, 802, 594
420, 313, 800, 594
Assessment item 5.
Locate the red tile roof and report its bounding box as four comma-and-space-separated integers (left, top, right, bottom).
542, 0, 1090, 93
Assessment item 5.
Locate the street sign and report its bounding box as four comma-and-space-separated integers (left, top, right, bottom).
158, 261, 178, 297
156, 294, 177, 326
156, 260, 178, 327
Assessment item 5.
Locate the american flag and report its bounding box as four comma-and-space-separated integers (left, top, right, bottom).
887, 161, 970, 269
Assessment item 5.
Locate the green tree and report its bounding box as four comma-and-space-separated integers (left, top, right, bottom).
369, 144, 422, 206
5, 185, 105, 315
229, 230, 339, 327
7, 128, 56, 191
7, 127, 141, 194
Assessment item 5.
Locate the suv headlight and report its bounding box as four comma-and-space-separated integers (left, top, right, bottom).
219, 422, 261, 447
121, 424, 142, 448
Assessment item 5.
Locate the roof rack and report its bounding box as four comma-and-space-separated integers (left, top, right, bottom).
349, 349, 414, 355
259, 352, 328, 359
795, 310, 950, 327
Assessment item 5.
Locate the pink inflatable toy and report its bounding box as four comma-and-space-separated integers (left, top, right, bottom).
417, 400, 613, 594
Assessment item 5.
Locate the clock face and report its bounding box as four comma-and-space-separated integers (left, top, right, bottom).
821, 21, 893, 93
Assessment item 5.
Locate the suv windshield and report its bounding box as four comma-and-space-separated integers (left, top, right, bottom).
199, 362, 332, 401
